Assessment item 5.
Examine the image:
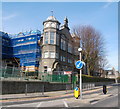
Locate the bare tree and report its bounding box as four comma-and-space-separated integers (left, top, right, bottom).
72, 25, 108, 76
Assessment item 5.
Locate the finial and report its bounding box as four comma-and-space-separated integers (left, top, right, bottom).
64, 16, 68, 23
64, 16, 68, 27
51, 10, 53, 16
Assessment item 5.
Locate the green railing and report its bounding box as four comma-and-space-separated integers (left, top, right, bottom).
0, 68, 72, 83
1, 67, 21, 78
40, 74, 69, 83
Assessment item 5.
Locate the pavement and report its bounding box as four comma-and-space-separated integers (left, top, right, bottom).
1, 85, 113, 103
1, 85, 104, 100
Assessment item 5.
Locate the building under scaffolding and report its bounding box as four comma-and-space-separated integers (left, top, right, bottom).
1, 31, 20, 77
11, 30, 41, 75
1, 30, 41, 77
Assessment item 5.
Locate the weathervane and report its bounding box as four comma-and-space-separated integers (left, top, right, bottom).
51, 10, 53, 16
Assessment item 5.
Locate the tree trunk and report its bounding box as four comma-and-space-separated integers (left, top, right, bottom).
87, 63, 91, 76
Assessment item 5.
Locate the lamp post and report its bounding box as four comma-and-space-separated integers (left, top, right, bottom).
78, 48, 82, 99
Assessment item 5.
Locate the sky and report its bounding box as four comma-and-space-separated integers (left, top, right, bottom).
1, 2, 118, 71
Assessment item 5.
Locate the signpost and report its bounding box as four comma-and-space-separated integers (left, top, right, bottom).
75, 60, 84, 99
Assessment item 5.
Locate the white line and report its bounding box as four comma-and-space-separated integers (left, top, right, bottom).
91, 101, 99, 105
91, 94, 118, 105
63, 100, 68, 107
35, 102, 42, 109
6, 103, 34, 107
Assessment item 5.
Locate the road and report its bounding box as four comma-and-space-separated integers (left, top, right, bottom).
1, 84, 119, 108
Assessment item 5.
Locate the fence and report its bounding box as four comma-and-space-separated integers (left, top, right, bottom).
0, 67, 75, 83
1, 67, 21, 78
39, 73, 70, 83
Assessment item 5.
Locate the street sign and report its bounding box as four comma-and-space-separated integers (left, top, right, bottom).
64, 71, 72, 75
75, 60, 84, 69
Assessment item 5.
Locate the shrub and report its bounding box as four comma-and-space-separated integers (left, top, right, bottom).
82, 74, 115, 83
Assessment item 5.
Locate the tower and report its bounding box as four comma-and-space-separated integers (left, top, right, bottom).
39, 16, 61, 74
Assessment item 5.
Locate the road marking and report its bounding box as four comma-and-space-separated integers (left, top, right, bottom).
63, 100, 68, 107
90, 93, 118, 105
90, 99, 100, 105
35, 102, 42, 109
5, 102, 39, 107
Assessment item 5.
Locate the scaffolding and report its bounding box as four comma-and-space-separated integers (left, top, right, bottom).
11, 30, 41, 72
1, 31, 13, 59
1, 30, 41, 77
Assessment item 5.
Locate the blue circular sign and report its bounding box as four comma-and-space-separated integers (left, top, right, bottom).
75, 61, 84, 69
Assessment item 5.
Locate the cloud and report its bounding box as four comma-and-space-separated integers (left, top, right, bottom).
2, 14, 17, 21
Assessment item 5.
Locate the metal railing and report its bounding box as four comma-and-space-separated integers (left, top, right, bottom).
0, 68, 73, 83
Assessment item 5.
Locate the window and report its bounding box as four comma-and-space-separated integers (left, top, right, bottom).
60, 56, 63, 61
44, 66, 47, 72
68, 58, 72, 63
18, 39, 24, 42
44, 32, 48, 44
50, 51, 55, 58
28, 38, 32, 40
63, 56, 65, 62
44, 51, 49, 58
50, 32, 55, 44
56, 34, 59, 46
60, 55, 65, 62
61, 39, 63, 49
68, 43, 72, 53
63, 40, 66, 50
57, 24, 59, 29
61, 38, 66, 50
56, 53, 59, 59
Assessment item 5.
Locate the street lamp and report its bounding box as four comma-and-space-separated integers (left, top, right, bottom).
78, 47, 82, 99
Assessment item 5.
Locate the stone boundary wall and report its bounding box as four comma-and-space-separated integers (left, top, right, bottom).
1, 80, 72, 94
1, 80, 114, 94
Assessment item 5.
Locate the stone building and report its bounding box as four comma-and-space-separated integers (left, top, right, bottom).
39, 16, 80, 75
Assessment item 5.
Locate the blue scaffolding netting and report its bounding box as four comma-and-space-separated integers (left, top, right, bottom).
1, 31, 13, 59
2, 30, 41, 68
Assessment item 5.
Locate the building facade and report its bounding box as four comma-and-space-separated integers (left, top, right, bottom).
39, 16, 80, 75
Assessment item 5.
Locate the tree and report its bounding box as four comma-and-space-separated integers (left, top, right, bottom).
72, 25, 108, 76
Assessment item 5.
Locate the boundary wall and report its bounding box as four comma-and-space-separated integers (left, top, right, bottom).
1, 80, 114, 94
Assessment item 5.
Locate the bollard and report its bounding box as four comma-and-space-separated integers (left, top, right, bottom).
103, 85, 107, 94
74, 86, 80, 99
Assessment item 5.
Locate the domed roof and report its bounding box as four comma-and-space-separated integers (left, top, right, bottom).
30, 30, 41, 35
46, 16, 57, 21
43, 16, 60, 25
18, 32, 25, 36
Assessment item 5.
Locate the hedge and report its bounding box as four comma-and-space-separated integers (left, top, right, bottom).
82, 74, 115, 83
